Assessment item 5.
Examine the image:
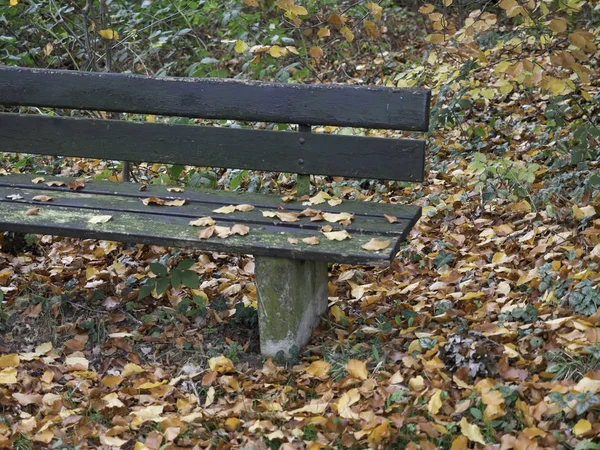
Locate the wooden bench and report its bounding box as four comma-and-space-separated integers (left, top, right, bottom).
0, 66, 430, 358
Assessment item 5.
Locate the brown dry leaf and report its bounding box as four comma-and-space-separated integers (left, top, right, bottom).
243, 0, 258, 5
0, 367, 17, 384
46, 180, 66, 187
68, 179, 85, 190
189, 217, 215, 227
198, 226, 215, 240
323, 212, 353, 223
328, 198, 343, 206
142, 196, 164, 206
165, 199, 186, 207
288, 237, 299, 244
88, 215, 112, 224
213, 205, 236, 214
235, 204, 255, 212
321, 225, 333, 232
322, 230, 352, 241
32, 195, 53, 202
302, 236, 320, 245
31, 177, 45, 184
215, 226, 232, 238
13, 393, 42, 406
262, 211, 299, 222
167, 187, 184, 193
0, 354, 19, 368
310, 46, 324, 59
306, 191, 331, 205
26, 208, 39, 216
101, 375, 124, 388
347, 359, 368, 380
384, 214, 399, 223
361, 238, 391, 251
281, 195, 295, 203
231, 224, 250, 236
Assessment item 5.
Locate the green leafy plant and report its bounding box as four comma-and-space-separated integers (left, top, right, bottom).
138, 259, 199, 299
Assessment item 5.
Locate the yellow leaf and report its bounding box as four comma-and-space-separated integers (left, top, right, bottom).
429, 33, 445, 44
366, 2, 383, 20
347, 359, 368, 380
98, 29, 119, 40
408, 375, 425, 391
330, 305, 346, 323
361, 238, 391, 251
419, 4, 434, 14
0, 367, 17, 384
88, 215, 112, 224
364, 20, 380, 38
459, 418, 486, 445
208, 355, 235, 373
0, 354, 19, 369
9, 0, 18, 6
323, 212, 353, 223
224, 417, 241, 431
573, 419, 591, 436
337, 388, 360, 419
164, 199, 186, 207
235, 204, 255, 212
310, 46, 324, 59
289, 4, 307, 15
213, 205, 237, 214
322, 230, 351, 241
234, 40, 249, 53
122, 363, 145, 377
317, 27, 330, 38
443, 0, 453, 5
305, 360, 330, 377
340, 26, 354, 42
101, 375, 123, 388
269, 45, 283, 58
573, 205, 596, 220
103, 392, 125, 408
428, 389, 443, 415
243, 0, 258, 5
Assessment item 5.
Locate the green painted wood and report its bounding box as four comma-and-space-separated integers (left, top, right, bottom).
0, 186, 416, 238
296, 124, 312, 196
0, 200, 403, 265
0, 113, 425, 182
0, 174, 422, 220
0, 65, 431, 131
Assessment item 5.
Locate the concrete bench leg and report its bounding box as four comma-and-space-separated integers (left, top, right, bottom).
254, 256, 328, 358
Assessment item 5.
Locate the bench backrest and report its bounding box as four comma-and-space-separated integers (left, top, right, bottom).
0, 66, 430, 182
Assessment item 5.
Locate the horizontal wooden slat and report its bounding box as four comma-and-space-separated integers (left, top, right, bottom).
0, 186, 416, 237
0, 113, 425, 181
0, 198, 409, 265
0, 66, 431, 131
0, 174, 422, 220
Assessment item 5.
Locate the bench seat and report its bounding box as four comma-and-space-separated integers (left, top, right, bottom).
0, 174, 420, 266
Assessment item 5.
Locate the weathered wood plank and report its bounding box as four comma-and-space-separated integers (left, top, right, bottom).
0, 186, 416, 237
0, 113, 425, 182
0, 66, 431, 131
0, 174, 422, 220
0, 200, 405, 265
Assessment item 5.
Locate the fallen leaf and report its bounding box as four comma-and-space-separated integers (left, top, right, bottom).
0, 367, 17, 384
46, 180, 66, 187
428, 389, 443, 415
306, 360, 331, 377
322, 212, 353, 223
262, 211, 299, 222
31, 177, 45, 184
208, 356, 235, 373
459, 418, 486, 445
215, 226, 232, 238
288, 237, 299, 244
122, 363, 145, 377
573, 419, 591, 436
189, 217, 215, 227
306, 191, 331, 205
322, 230, 352, 241
164, 199, 186, 207
167, 187, 184, 193
384, 214, 399, 223
347, 359, 368, 380
231, 224, 250, 236
328, 198, 343, 206
213, 205, 237, 214
88, 215, 112, 224
142, 196, 164, 206
68, 179, 85, 190
235, 204, 255, 212
26, 208, 39, 216
198, 226, 215, 239
32, 195, 53, 202
0, 354, 19, 368
98, 29, 119, 40
302, 236, 320, 245
361, 238, 391, 251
